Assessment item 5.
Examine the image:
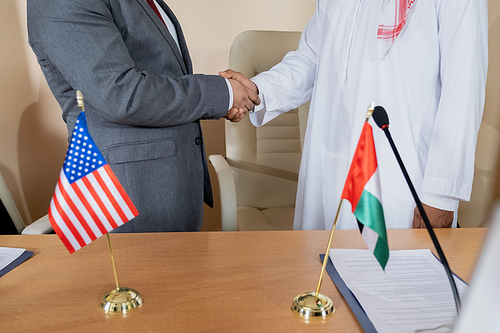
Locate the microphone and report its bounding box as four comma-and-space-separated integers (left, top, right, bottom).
372, 105, 461, 313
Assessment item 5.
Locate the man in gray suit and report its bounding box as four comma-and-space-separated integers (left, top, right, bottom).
27, 0, 259, 232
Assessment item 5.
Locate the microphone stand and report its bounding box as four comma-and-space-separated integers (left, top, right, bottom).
373, 107, 461, 314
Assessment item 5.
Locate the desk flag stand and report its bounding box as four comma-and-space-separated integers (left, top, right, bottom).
74, 91, 143, 314
100, 233, 143, 314
291, 203, 340, 318
291, 103, 378, 318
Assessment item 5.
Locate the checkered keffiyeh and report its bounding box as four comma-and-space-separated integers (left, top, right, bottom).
377, 0, 416, 58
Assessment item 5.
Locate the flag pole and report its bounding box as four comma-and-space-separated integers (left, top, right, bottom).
75, 90, 143, 314
106, 233, 120, 291
291, 201, 343, 318
291, 102, 376, 318
100, 231, 143, 314
313, 102, 376, 296
315, 200, 343, 296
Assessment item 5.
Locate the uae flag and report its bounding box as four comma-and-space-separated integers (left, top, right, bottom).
341, 122, 389, 270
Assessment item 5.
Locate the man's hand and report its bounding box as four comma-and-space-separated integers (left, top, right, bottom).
220, 69, 260, 101
412, 203, 454, 228
221, 69, 261, 122
228, 78, 259, 113
224, 107, 246, 122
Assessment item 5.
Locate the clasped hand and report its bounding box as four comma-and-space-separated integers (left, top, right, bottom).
220, 69, 260, 122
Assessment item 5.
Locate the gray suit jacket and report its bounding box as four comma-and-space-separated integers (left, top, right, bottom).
28, 0, 229, 232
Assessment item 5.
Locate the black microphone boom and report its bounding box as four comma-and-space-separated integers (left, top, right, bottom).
372, 105, 461, 314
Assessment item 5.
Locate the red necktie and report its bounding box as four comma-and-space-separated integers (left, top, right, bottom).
145, 0, 168, 28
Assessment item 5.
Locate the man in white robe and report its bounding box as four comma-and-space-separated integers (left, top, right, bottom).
221, 0, 488, 230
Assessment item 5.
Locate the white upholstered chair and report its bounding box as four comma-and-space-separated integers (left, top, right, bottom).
209, 30, 309, 231
0, 171, 52, 234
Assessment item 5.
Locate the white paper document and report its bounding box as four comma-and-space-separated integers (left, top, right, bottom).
0, 247, 26, 272
330, 249, 469, 333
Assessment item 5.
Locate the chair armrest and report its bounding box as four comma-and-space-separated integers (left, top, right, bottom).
208, 155, 238, 231
21, 215, 53, 234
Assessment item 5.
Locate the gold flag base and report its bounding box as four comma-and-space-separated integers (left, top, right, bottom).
291, 292, 335, 318
100, 287, 143, 314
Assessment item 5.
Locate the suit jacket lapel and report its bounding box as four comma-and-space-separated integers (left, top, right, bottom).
136, 0, 189, 74
157, 2, 193, 75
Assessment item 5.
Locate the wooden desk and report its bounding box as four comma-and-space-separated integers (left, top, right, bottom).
0, 228, 486, 332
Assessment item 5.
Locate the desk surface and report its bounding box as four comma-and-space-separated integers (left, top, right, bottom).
0, 228, 486, 332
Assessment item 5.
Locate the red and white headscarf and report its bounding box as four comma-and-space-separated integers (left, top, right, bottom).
377, 0, 417, 58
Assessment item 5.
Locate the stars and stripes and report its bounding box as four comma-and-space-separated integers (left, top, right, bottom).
49, 112, 138, 253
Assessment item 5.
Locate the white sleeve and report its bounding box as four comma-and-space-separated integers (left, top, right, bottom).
420, 193, 459, 212
224, 78, 233, 112
249, 0, 324, 127
422, 0, 488, 201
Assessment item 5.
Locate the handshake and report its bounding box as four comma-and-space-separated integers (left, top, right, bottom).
220, 69, 260, 122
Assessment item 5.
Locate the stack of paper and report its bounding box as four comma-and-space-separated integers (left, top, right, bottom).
325, 249, 468, 333
0, 247, 33, 277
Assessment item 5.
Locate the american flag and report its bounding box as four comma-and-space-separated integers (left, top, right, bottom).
49, 112, 138, 253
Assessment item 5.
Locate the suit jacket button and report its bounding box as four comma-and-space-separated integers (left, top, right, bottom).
195, 137, 202, 145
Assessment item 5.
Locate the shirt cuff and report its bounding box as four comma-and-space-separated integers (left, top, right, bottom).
420, 192, 459, 212
224, 78, 233, 111
253, 87, 265, 113
248, 79, 268, 127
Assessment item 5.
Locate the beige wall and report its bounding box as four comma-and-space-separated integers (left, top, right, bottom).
1, 0, 69, 227
1, 0, 499, 230
1, 0, 316, 230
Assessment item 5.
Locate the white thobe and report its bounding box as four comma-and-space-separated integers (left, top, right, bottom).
250, 0, 488, 230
